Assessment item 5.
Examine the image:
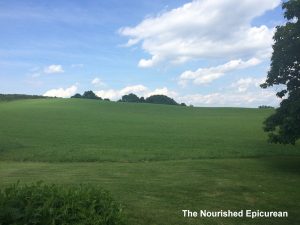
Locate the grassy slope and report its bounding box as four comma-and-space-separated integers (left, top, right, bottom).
0, 99, 298, 162
0, 99, 299, 225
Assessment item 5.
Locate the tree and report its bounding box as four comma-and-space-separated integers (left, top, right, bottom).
71, 93, 82, 98
121, 93, 140, 103
261, 0, 300, 144
139, 97, 146, 103
82, 90, 102, 100
145, 95, 178, 105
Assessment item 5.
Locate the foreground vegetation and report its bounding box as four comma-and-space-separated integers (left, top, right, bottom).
0, 182, 125, 225
0, 157, 299, 225
0, 99, 299, 225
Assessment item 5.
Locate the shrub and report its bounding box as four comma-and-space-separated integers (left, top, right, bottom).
0, 182, 126, 225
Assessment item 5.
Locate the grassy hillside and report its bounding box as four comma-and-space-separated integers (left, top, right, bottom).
0, 99, 299, 225
0, 98, 298, 162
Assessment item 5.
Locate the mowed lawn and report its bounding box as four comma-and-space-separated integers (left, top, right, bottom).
0, 99, 299, 225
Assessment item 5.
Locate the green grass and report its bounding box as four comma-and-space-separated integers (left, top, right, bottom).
0, 99, 299, 225
1, 157, 299, 225
0, 99, 298, 162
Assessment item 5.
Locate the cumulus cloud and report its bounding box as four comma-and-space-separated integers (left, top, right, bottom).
119, 0, 280, 67
43, 85, 77, 98
95, 85, 148, 100
178, 76, 279, 107
91, 77, 106, 86
179, 58, 261, 86
95, 85, 177, 100
93, 82, 279, 107
147, 87, 178, 98
231, 77, 265, 92
44, 64, 64, 74
178, 90, 279, 107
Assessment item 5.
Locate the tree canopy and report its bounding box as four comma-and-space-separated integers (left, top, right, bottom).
145, 95, 178, 105
261, 0, 300, 144
118, 93, 187, 106
71, 93, 82, 98
121, 93, 140, 103
82, 91, 101, 100
71, 91, 102, 100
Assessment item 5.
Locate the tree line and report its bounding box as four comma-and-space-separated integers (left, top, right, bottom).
0, 94, 49, 101
71, 91, 110, 101
71, 91, 187, 106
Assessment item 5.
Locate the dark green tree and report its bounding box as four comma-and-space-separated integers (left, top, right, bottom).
121, 93, 140, 103
82, 90, 102, 100
71, 93, 82, 98
145, 95, 178, 105
139, 97, 146, 103
261, 0, 300, 144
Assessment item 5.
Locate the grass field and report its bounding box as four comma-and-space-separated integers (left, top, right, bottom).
0, 99, 299, 224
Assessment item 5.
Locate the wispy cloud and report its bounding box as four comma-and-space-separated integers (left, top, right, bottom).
44, 65, 64, 74
71, 64, 84, 68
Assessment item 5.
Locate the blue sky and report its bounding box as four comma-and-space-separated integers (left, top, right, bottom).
0, 0, 285, 106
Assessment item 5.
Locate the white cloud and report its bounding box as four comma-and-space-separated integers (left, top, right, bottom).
95, 85, 148, 100
44, 64, 64, 74
94, 83, 278, 107
179, 58, 261, 86
95, 85, 177, 100
231, 77, 265, 92
178, 75, 279, 107
91, 77, 106, 86
178, 90, 279, 107
146, 87, 177, 98
43, 85, 77, 98
120, 0, 280, 67
119, 85, 148, 95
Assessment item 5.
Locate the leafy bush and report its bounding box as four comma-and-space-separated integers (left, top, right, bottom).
0, 182, 126, 225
